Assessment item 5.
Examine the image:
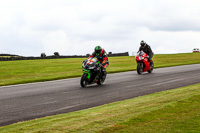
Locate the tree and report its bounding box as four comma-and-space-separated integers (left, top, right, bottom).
54, 52, 60, 57
41, 53, 46, 58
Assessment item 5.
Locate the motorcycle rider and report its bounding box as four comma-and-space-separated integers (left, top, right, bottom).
89, 46, 109, 78
139, 40, 154, 67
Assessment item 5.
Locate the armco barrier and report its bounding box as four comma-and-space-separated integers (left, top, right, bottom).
108, 52, 129, 57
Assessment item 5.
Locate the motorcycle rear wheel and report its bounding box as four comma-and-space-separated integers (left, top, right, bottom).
97, 72, 107, 85
137, 62, 143, 75
80, 73, 88, 87
148, 61, 154, 73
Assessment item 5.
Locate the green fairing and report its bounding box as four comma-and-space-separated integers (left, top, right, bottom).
82, 61, 99, 79
87, 72, 91, 79
83, 69, 91, 79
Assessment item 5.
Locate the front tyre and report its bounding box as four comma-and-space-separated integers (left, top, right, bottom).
80, 73, 88, 87
137, 62, 143, 75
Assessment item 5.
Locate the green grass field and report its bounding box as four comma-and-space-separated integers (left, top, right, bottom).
0, 53, 200, 86
0, 83, 199, 133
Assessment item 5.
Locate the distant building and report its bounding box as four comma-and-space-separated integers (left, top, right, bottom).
192, 48, 199, 53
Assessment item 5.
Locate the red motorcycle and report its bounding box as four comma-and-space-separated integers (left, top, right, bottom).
135, 51, 154, 74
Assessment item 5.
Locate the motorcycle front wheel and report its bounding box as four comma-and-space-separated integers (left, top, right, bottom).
80, 73, 88, 87
137, 62, 143, 75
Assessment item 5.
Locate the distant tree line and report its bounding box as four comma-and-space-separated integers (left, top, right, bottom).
0, 54, 19, 56
0, 52, 129, 61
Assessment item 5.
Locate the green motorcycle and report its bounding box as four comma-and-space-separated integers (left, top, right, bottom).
80, 58, 106, 87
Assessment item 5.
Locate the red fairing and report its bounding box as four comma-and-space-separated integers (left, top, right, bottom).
135, 52, 151, 72
135, 54, 139, 61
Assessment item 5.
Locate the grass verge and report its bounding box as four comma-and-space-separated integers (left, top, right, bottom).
0, 83, 199, 132
0, 53, 200, 86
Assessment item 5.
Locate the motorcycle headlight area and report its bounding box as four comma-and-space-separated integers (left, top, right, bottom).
84, 66, 89, 70
139, 56, 144, 60
83, 63, 96, 70
88, 63, 96, 69
88, 67, 95, 69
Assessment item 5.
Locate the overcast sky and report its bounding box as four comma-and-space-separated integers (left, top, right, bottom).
0, 0, 200, 56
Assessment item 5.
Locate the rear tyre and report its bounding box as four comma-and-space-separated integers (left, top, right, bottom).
80, 73, 88, 87
148, 61, 154, 73
137, 62, 143, 75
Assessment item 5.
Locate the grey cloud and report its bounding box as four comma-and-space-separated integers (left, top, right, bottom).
147, 19, 200, 31
1, 0, 200, 56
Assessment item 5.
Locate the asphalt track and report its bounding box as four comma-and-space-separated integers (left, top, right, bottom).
0, 64, 200, 126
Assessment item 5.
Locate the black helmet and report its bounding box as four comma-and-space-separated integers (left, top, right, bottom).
94, 46, 102, 55
140, 40, 146, 47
